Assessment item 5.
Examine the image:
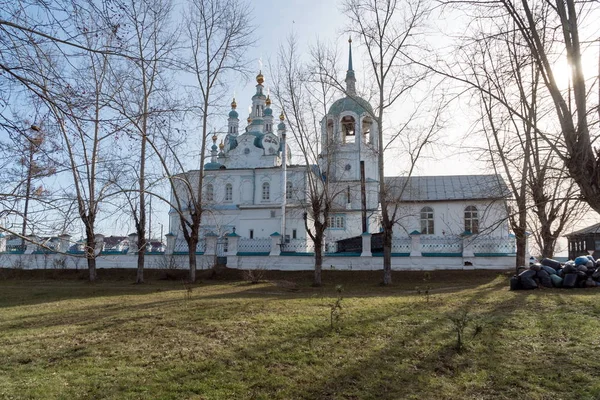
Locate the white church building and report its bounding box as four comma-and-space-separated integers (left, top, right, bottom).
168, 42, 516, 269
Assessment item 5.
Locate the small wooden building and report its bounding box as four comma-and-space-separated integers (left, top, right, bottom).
566, 223, 600, 260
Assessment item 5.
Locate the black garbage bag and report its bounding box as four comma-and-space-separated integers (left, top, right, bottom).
541, 258, 562, 270
563, 273, 578, 289
519, 269, 538, 290
541, 265, 557, 275
576, 271, 588, 287
563, 264, 577, 274
550, 274, 563, 288
509, 276, 522, 291
536, 270, 553, 288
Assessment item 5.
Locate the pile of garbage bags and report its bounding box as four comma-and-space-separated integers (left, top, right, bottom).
510, 256, 600, 290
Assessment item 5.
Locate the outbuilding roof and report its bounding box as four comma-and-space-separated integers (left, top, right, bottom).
566, 222, 600, 237
384, 174, 510, 202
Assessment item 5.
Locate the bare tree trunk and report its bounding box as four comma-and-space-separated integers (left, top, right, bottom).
313, 235, 323, 287
382, 224, 392, 285
136, 131, 147, 284
189, 236, 198, 283
85, 231, 96, 282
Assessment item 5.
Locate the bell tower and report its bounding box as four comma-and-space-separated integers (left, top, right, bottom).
319, 38, 379, 185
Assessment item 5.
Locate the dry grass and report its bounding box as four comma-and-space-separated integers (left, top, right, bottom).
1, 269, 600, 399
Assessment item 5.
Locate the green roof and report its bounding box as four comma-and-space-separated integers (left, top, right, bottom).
328, 96, 373, 116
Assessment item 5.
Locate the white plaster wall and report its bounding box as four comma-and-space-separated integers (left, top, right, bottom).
393, 200, 509, 238
0, 253, 514, 271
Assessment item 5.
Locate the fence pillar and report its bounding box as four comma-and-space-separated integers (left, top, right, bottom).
128, 233, 138, 255
25, 235, 38, 254
165, 233, 175, 255
462, 233, 474, 258
204, 232, 217, 256
94, 234, 105, 256
409, 231, 422, 257
0, 233, 6, 253
226, 232, 240, 256
58, 233, 71, 253
361, 233, 372, 257
270, 232, 281, 256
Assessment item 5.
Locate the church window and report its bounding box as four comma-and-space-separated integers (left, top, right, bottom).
327, 214, 346, 229
464, 206, 479, 234
347, 185, 351, 204
292, 229, 297, 239
225, 184, 233, 202
205, 184, 214, 201
362, 117, 372, 144
327, 119, 334, 143
420, 207, 434, 235
286, 181, 293, 200
341, 115, 355, 144
262, 182, 270, 201
249, 229, 254, 239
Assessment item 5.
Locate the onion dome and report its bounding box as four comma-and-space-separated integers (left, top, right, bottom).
219, 141, 224, 150
277, 111, 286, 131
256, 70, 264, 85
228, 97, 238, 118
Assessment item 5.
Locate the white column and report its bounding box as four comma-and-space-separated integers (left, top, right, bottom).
58, 234, 71, 253
462, 234, 475, 258
361, 232, 372, 257
226, 233, 240, 256
409, 232, 422, 257
270, 232, 281, 256
204, 233, 217, 256
128, 233, 138, 255
165, 233, 175, 255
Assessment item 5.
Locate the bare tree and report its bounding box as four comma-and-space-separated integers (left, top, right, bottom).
167, 0, 253, 282
109, 0, 178, 283
272, 36, 347, 287
0, 0, 124, 280
434, 1, 600, 216
0, 121, 59, 246
335, 0, 435, 285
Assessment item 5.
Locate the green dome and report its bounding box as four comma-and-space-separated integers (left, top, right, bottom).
228, 109, 239, 118
328, 96, 373, 116
263, 107, 273, 116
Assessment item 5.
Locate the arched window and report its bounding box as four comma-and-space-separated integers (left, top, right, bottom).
464, 206, 479, 234
225, 183, 233, 202
362, 117, 372, 144
205, 184, 214, 201
327, 119, 334, 143
341, 115, 355, 143
286, 181, 293, 200
420, 206, 434, 234
262, 182, 270, 201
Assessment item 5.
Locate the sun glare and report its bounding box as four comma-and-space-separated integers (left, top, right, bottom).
550, 50, 599, 91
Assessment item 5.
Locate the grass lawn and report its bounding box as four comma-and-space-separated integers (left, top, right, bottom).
1, 268, 600, 399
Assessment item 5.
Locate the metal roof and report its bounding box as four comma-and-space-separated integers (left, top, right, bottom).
566, 222, 600, 237
384, 174, 510, 202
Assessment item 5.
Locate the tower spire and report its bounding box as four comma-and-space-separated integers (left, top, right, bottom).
345, 37, 356, 96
